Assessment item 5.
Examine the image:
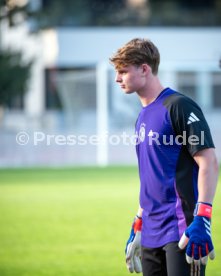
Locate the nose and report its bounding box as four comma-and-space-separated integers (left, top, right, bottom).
115, 72, 122, 83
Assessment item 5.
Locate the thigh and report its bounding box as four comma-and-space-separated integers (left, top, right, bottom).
163, 242, 206, 276
141, 246, 167, 276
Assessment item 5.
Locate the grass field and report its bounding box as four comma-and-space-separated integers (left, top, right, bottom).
0, 167, 220, 276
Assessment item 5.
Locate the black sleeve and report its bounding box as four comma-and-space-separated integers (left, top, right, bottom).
164, 94, 215, 156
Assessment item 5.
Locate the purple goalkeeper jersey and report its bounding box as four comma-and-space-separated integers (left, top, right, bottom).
135, 88, 214, 248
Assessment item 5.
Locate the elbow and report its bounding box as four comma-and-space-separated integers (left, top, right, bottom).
194, 148, 219, 177
195, 148, 219, 177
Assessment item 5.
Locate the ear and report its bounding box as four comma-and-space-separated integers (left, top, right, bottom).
141, 64, 151, 75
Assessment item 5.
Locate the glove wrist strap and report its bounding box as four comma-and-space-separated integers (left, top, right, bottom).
194, 202, 212, 218
133, 216, 142, 233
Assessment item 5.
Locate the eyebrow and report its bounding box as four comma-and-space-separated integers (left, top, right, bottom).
116, 68, 128, 73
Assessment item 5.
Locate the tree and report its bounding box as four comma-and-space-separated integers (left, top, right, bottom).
0, 0, 32, 108
0, 50, 32, 107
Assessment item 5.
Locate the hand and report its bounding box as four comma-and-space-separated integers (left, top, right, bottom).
178, 202, 215, 265
125, 215, 142, 273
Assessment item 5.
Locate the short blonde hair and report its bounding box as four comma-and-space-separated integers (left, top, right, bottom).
109, 38, 160, 75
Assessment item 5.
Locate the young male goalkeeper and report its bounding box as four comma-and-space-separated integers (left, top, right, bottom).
109, 38, 219, 276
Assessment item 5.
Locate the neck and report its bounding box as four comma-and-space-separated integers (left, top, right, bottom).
136, 76, 164, 107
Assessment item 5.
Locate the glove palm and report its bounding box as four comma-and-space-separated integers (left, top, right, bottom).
178, 202, 215, 265
125, 216, 142, 273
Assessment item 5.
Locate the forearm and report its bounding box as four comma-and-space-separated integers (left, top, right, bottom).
197, 166, 218, 204
194, 148, 219, 204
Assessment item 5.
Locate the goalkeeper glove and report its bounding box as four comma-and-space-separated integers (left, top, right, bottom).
178, 202, 215, 265
125, 215, 142, 273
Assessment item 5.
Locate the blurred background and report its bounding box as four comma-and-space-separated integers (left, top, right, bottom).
1, 1, 221, 276
0, 0, 221, 167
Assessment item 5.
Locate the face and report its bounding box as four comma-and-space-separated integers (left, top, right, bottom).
115, 65, 146, 94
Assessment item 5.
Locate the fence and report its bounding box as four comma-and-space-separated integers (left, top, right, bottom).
0, 64, 221, 167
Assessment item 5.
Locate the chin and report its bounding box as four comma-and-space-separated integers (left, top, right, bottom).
122, 89, 134, 94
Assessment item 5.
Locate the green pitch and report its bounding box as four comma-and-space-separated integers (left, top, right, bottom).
0, 167, 220, 276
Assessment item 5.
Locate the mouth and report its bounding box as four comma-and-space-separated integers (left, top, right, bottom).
120, 85, 126, 89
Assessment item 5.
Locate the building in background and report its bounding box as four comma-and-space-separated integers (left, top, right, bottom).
0, 17, 221, 166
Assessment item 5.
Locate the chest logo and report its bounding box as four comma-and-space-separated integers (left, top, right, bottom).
139, 123, 146, 143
